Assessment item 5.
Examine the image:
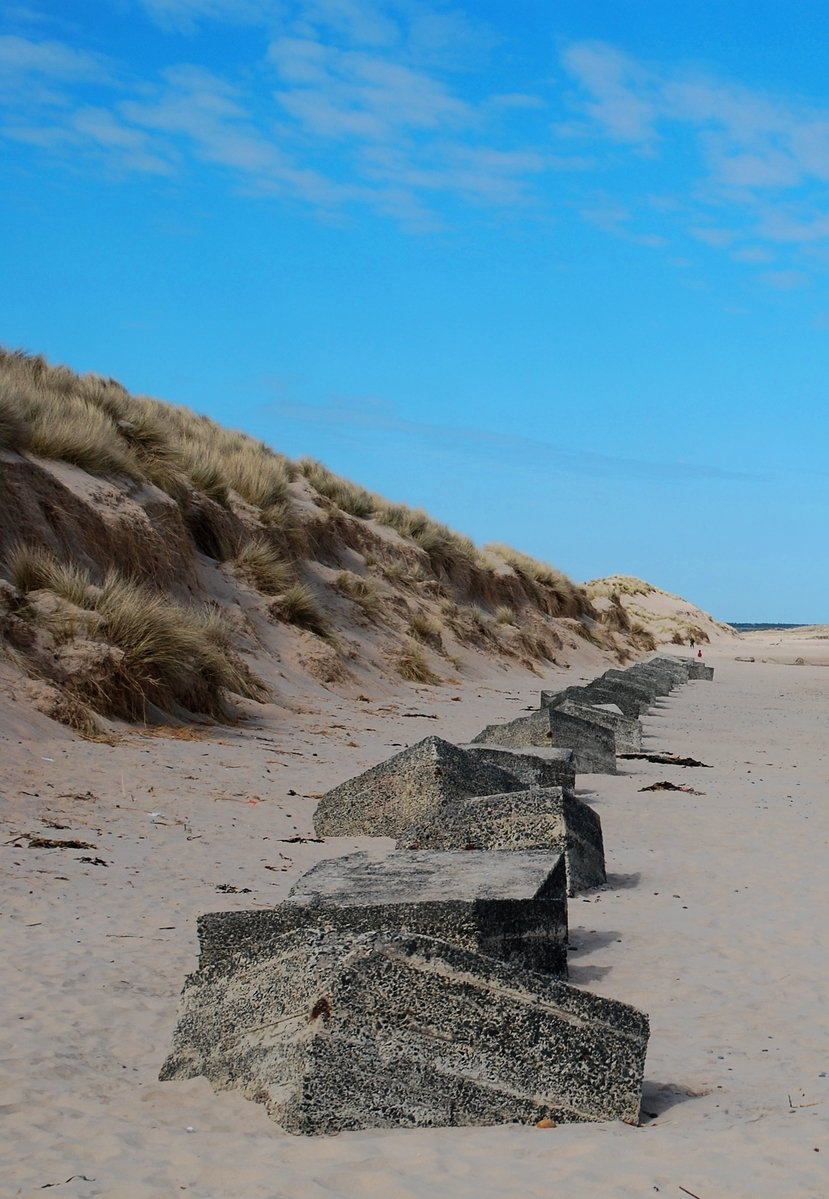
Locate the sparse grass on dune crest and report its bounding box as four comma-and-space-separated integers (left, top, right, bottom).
299, 458, 377, 518
485, 543, 591, 619
0, 382, 32, 451
376, 503, 479, 579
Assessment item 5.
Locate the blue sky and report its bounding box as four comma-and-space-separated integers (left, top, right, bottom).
3, 1, 829, 620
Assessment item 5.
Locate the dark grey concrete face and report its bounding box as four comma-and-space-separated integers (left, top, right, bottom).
160, 927, 650, 1133
597, 672, 662, 706
198, 849, 569, 977
473, 707, 616, 774
458, 743, 576, 791
396, 786, 606, 896
622, 664, 676, 696
312, 736, 525, 838
556, 699, 642, 755
541, 683, 650, 719
649, 654, 693, 682
686, 661, 714, 680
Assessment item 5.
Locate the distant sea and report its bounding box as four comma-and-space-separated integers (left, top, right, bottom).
728, 622, 811, 632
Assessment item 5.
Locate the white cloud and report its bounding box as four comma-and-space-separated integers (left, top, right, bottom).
560, 38, 829, 276
0, 33, 112, 89
758, 269, 808, 291
134, 0, 277, 34
561, 42, 659, 145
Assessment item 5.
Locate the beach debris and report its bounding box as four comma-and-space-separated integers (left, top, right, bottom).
13, 834, 97, 850
78, 856, 109, 866
639, 782, 704, 795
40, 1177, 95, 1190
618, 752, 712, 768
160, 927, 649, 1134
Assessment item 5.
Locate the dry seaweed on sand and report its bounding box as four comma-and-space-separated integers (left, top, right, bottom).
639, 781, 705, 795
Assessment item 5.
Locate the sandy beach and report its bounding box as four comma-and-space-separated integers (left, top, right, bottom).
1, 632, 827, 1198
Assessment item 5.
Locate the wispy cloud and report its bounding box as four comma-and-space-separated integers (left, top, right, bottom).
0, 6, 558, 224
561, 38, 829, 281
133, 0, 276, 35
264, 392, 765, 485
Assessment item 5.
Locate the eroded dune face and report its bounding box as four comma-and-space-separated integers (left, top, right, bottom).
0, 350, 680, 741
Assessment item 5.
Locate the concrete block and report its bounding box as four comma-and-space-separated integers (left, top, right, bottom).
397, 786, 606, 895
556, 699, 642, 755
541, 683, 650, 719
458, 743, 576, 791
686, 661, 714, 680
597, 671, 662, 705
198, 849, 568, 977
623, 664, 677, 695
312, 736, 525, 838
472, 707, 616, 773
160, 927, 650, 1133
649, 654, 693, 682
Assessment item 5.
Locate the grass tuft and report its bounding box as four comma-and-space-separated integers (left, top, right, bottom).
6, 544, 94, 607
395, 640, 441, 684
232, 537, 294, 595
94, 569, 266, 717
299, 458, 376, 518
407, 609, 443, 648
334, 571, 381, 616
0, 381, 32, 451
270, 583, 329, 636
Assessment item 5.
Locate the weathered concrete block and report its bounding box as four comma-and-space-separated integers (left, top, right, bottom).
199, 849, 568, 976
160, 927, 650, 1133
597, 671, 662, 706
458, 743, 576, 791
472, 707, 616, 773
541, 683, 650, 719
649, 654, 693, 682
687, 660, 714, 680
313, 736, 524, 838
556, 699, 642, 755
623, 663, 677, 696
397, 786, 606, 896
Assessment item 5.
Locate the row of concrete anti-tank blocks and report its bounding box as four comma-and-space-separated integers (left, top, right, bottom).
160, 653, 713, 1135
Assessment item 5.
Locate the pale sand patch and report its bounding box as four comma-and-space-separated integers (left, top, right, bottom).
1, 637, 827, 1197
